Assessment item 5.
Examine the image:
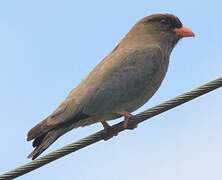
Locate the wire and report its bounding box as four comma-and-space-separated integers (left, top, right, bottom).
0, 77, 221, 180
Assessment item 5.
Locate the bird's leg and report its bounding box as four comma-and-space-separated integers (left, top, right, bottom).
101, 121, 110, 134
100, 121, 118, 141
117, 111, 137, 129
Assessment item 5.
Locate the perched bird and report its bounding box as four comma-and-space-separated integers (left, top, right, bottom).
27, 13, 194, 159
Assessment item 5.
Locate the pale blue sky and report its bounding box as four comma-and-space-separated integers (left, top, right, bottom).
0, 1, 222, 180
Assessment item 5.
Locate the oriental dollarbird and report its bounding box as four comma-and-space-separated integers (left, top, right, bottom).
27, 14, 194, 160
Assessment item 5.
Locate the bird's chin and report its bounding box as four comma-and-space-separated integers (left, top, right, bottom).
172, 35, 181, 45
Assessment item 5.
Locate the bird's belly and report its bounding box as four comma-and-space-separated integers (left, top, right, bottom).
123, 61, 168, 113
71, 57, 169, 128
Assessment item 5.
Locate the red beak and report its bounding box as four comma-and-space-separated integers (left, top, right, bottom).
174, 26, 195, 37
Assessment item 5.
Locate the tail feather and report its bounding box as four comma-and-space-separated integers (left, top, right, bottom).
27, 128, 65, 160
32, 133, 47, 147
27, 102, 69, 141
27, 117, 52, 141
27, 112, 90, 159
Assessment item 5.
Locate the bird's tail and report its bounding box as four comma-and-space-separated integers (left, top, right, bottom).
27, 127, 67, 160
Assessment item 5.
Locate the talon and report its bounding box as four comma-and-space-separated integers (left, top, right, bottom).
101, 121, 118, 140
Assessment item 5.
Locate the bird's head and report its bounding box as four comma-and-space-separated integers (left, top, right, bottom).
141, 14, 194, 43
123, 14, 194, 51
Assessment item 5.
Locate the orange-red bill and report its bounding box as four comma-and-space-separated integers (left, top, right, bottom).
174, 26, 195, 37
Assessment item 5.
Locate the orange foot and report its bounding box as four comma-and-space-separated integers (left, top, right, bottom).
100, 121, 118, 141
117, 111, 137, 129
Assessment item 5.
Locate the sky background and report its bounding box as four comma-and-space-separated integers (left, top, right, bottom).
0, 1, 221, 180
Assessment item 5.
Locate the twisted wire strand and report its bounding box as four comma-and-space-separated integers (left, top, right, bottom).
0, 77, 221, 180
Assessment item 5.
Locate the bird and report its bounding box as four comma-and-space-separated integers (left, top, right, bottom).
27, 13, 194, 160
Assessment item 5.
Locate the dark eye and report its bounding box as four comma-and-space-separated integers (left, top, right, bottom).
160, 19, 168, 25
